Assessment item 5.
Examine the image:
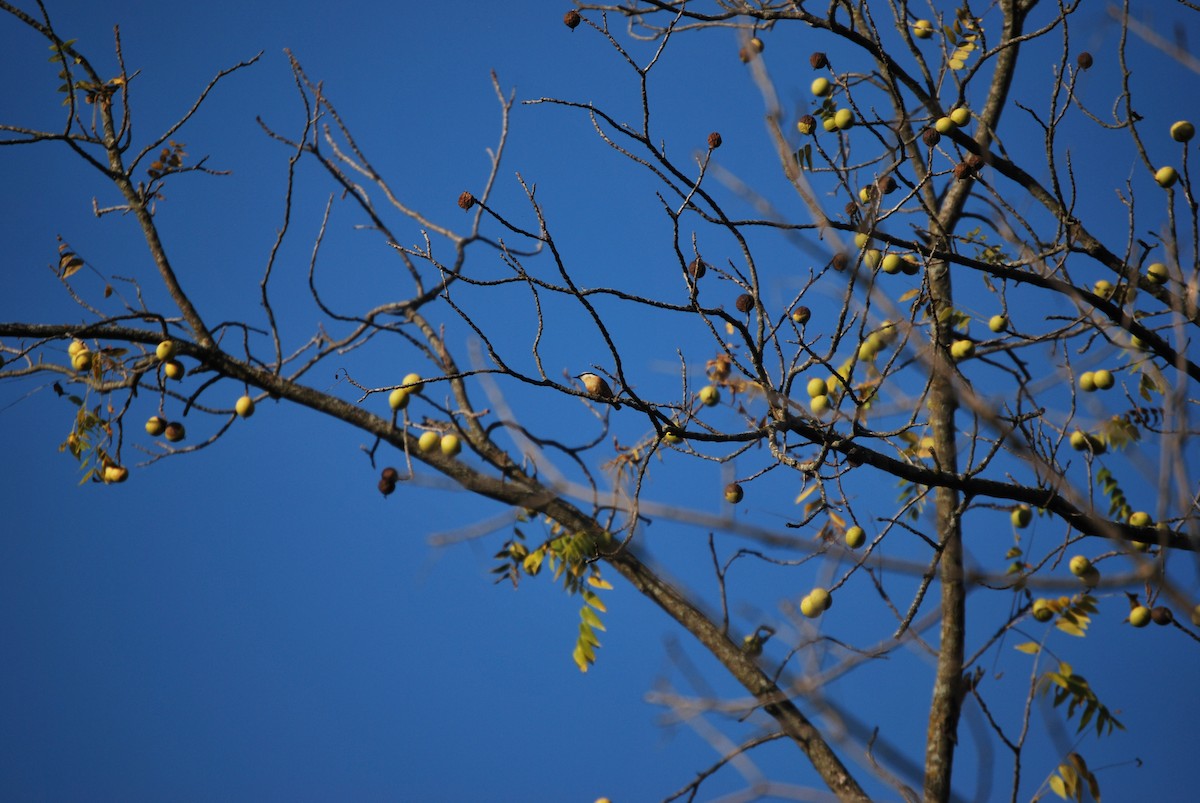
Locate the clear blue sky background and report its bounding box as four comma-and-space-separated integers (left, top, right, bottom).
2, 2, 1198, 801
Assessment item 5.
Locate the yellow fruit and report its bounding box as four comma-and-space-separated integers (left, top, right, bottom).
156, 340, 177, 361
145, 416, 167, 436
1091, 369, 1114, 390
949, 339, 974, 360
699, 385, 720, 406
810, 588, 832, 610
235, 395, 255, 418
1078, 372, 1096, 392
1031, 599, 1053, 622
810, 394, 831, 415
1155, 166, 1178, 187
806, 377, 828, 398
811, 77, 832, 97
1128, 606, 1151, 627
863, 249, 882, 269
845, 526, 865, 549
1068, 555, 1091, 577
1069, 430, 1089, 450
163, 360, 185, 380
1146, 262, 1168, 284
949, 107, 971, 126
822, 117, 838, 133
796, 117, 815, 135
880, 253, 902, 274
1192, 604, 1200, 627
857, 340, 878, 361
1170, 120, 1195, 142
663, 430, 683, 444
1128, 511, 1151, 527
164, 422, 185, 442
418, 431, 440, 452
1080, 566, 1101, 587
102, 464, 129, 484
724, 482, 744, 504
1093, 279, 1113, 298
1011, 506, 1032, 528
68, 339, 89, 358
854, 231, 871, 249
913, 19, 934, 39
988, 314, 1007, 333
388, 388, 410, 411
402, 372, 422, 390
440, 434, 462, 457
935, 116, 954, 133
71, 350, 93, 372
833, 108, 854, 129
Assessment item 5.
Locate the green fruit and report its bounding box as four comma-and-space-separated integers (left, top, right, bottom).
935, 116, 954, 133
988, 314, 1007, 333
950, 339, 975, 360
853, 231, 872, 249
1092, 369, 1114, 390
1128, 605, 1151, 627
1155, 166, 1178, 187
880, 253, 902, 274
699, 385, 721, 406
145, 416, 167, 436
418, 431, 440, 452
810, 394, 831, 415
1011, 506, 1032, 528
806, 377, 828, 398
235, 395, 255, 418
833, 108, 854, 129
724, 482, 744, 504
811, 77, 832, 97
440, 434, 462, 457
1068, 555, 1091, 577
949, 107, 971, 127
156, 340, 177, 361
1170, 120, 1195, 142
388, 388, 410, 411
1078, 372, 1096, 392
845, 526, 865, 549
912, 19, 934, 39
1128, 511, 1151, 527
1146, 262, 1168, 285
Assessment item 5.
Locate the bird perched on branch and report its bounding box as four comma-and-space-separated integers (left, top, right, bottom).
576, 372, 621, 409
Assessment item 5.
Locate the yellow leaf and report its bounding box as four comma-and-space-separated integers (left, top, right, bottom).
587, 575, 613, 590
794, 484, 818, 504
827, 511, 846, 528
1048, 774, 1068, 799
1015, 641, 1041, 654
898, 288, 920, 302
1056, 619, 1085, 637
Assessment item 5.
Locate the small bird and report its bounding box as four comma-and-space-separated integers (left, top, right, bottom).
576, 372, 621, 409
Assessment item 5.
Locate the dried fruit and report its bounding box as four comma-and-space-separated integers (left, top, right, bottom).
809, 52, 828, 69
735, 293, 754, 313
1076, 52, 1093, 69
457, 191, 476, 210
563, 10, 581, 29
707, 131, 723, 149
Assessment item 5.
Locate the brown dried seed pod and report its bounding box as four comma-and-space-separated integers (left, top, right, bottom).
688, 258, 707, 279
954, 162, 974, 181
797, 114, 816, 135
791, 306, 811, 325
1077, 51, 1093, 70
965, 153, 985, 170
831, 252, 850, 272
876, 175, 898, 195
844, 201, 859, 216
563, 10, 581, 29
809, 51, 828, 69
748, 37, 764, 54
738, 46, 750, 63
707, 131, 723, 149
735, 293, 755, 313
923, 128, 941, 147
1151, 606, 1174, 625
457, 191, 476, 210
381, 466, 399, 483
378, 478, 396, 496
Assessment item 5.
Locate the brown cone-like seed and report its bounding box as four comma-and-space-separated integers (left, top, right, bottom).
564, 10, 581, 29
378, 478, 396, 496
1077, 52, 1093, 70
965, 153, 985, 170
877, 175, 898, 195
457, 191, 476, 210
954, 162, 974, 181
688, 258, 707, 279
708, 131, 723, 149
1151, 606, 1174, 625
844, 201, 859, 216
923, 128, 941, 147
735, 293, 755, 313
809, 52, 828, 69
381, 466, 399, 483
831, 252, 850, 272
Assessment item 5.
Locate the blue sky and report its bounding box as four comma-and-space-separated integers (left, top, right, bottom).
3, 2, 1199, 801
